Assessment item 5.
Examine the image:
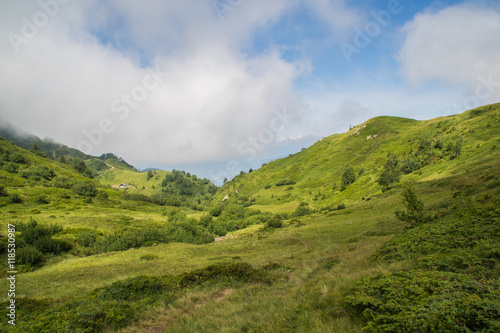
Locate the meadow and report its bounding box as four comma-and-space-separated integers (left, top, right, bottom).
0, 104, 499, 332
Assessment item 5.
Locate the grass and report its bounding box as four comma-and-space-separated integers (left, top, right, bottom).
0, 104, 499, 331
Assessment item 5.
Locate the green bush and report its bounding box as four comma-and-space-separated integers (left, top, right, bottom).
2, 162, 18, 173
97, 190, 109, 200
73, 181, 98, 197
378, 153, 401, 188
9, 152, 28, 164
179, 262, 273, 287
0, 185, 7, 197
20, 166, 56, 181
266, 218, 283, 229
9, 193, 22, 204
33, 236, 72, 255
17, 245, 43, 265
293, 203, 313, 217
344, 270, 500, 332
52, 177, 74, 189
76, 230, 99, 247
98, 275, 174, 302
341, 165, 356, 187
395, 187, 431, 228
276, 179, 296, 186
35, 195, 50, 204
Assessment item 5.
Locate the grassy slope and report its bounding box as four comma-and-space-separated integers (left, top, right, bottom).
217, 103, 500, 212
0, 104, 498, 332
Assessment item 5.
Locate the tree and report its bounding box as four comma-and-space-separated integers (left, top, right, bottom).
378, 153, 401, 189
146, 170, 154, 181
341, 165, 356, 187
395, 186, 431, 228
453, 137, 463, 157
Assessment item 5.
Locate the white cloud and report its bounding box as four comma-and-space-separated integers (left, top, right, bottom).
0, 0, 315, 165
398, 3, 500, 93
306, 0, 362, 37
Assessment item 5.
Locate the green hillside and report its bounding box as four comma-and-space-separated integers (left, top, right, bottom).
217, 103, 500, 212
0, 124, 90, 160
0, 104, 498, 332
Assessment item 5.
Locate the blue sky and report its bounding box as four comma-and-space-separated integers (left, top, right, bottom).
0, 0, 499, 184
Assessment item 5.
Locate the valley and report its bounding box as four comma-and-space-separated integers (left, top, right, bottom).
0, 104, 499, 332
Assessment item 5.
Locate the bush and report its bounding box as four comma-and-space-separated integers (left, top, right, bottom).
378, 153, 401, 188
293, 203, 313, 217
76, 230, 99, 247
17, 245, 43, 265
0, 185, 7, 197
2, 162, 18, 173
20, 166, 56, 181
9, 193, 22, 204
9, 152, 28, 164
73, 182, 98, 197
20, 220, 63, 245
341, 165, 356, 187
35, 195, 50, 204
53, 177, 74, 189
33, 236, 72, 255
266, 218, 283, 229
97, 191, 109, 200
276, 179, 296, 186
179, 262, 273, 287
98, 275, 173, 302
395, 187, 431, 228
344, 270, 500, 332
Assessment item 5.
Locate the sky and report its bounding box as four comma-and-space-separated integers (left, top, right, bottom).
0, 0, 499, 184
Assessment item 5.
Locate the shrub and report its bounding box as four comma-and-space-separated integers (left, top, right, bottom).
293, 203, 313, 217
17, 245, 43, 265
53, 177, 74, 189
33, 236, 72, 255
35, 195, 50, 204
179, 262, 273, 287
266, 218, 283, 229
344, 270, 500, 332
3, 162, 18, 173
276, 179, 296, 186
395, 187, 431, 228
73, 182, 98, 197
20, 166, 56, 181
0, 185, 7, 197
9, 152, 28, 164
20, 220, 63, 244
97, 191, 109, 200
76, 230, 99, 247
341, 166, 356, 187
98, 275, 173, 302
9, 193, 22, 204
378, 154, 401, 188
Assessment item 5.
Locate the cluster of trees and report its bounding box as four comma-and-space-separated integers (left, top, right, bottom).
76, 222, 213, 255
160, 170, 218, 204
99, 153, 137, 170
58, 156, 93, 178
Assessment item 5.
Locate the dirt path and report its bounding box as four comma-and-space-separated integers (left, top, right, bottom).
105, 163, 116, 172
